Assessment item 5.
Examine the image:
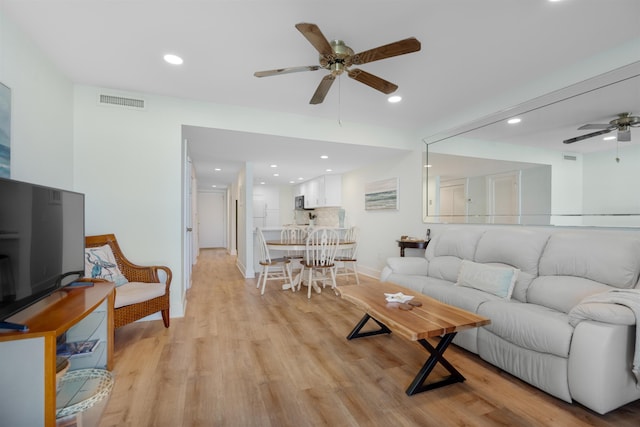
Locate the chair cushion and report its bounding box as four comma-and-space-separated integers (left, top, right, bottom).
115, 282, 166, 308
85, 244, 129, 286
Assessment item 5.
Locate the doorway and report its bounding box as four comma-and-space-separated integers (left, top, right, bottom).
198, 191, 227, 248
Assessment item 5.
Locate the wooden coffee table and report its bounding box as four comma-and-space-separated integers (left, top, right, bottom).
339, 281, 490, 395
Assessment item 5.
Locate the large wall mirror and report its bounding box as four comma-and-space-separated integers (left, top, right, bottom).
423, 61, 640, 227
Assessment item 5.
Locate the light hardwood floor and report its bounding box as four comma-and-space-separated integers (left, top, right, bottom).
98, 249, 640, 427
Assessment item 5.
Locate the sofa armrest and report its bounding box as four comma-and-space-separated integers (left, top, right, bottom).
569, 302, 635, 327
381, 257, 428, 279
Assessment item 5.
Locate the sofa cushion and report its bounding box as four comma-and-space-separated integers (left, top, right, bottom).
528, 276, 612, 313
477, 300, 574, 358
423, 280, 503, 314
385, 275, 452, 296
474, 228, 549, 301
456, 260, 519, 299
385, 257, 428, 276
475, 228, 550, 276
428, 255, 464, 282
539, 231, 640, 289
426, 227, 485, 262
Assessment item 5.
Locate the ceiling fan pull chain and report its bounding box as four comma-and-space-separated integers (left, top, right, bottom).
616, 139, 620, 163
338, 75, 343, 126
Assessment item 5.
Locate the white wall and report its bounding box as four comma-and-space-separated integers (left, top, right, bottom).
0, 10, 74, 189
342, 149, 425, 277
582, 144, 640, 227
71, 85, 419, 315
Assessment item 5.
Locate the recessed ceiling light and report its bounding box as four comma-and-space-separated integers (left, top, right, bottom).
211, 185, 217, 188
388, 95, 402, 103
507, 118, 521, 124
326, 169, 332, 172
163, 54, 183, 65
298, 177, 304, 180
273, 173, 279, 177
214, 168, 221, 171
603, 136, 616, 141
260, 181, 266, 185
289, 180, 295, 184
270, 164, 277, 168
320, 155, 328, 159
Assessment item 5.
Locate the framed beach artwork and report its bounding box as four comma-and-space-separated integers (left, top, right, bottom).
365, 177, 399, 210
0, 82, 10, 178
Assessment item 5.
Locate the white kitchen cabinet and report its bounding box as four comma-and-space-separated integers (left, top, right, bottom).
300, 174, 342, 208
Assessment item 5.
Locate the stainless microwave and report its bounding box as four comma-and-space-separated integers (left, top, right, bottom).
295, 195, 305, 210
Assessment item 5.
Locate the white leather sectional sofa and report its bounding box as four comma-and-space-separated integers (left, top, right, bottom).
380, 226, 640, 414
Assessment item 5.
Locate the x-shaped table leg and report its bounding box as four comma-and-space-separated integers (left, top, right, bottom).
406, 332, 465, 395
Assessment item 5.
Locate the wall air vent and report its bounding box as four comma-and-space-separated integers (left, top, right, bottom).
563, 154, 577, 161
98, 94, 145, 109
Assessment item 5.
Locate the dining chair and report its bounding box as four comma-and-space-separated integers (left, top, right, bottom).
299, 227, 340, 299
281, 225, 307, 257
256, 228, 293, 295
281, 225, 307, 277
335, 226, 360, 284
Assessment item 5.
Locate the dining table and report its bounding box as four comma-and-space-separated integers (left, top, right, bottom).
266, 239, 356, 291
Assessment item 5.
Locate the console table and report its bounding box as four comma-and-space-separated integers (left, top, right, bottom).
0, 282, 114, 427
396, 239, 429, 257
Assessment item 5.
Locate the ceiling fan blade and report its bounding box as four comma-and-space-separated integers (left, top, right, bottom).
578, 123, 611, 130
310, 74, 335, 104
563, 128, 614, 144
352, 37, 421, 65
295, 23, 334, 57
254, 65, 321, 78
347, 68, 398, 94
618, 128, 631, 142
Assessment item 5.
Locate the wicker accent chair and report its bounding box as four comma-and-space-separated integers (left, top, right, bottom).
85, 234, 172, 329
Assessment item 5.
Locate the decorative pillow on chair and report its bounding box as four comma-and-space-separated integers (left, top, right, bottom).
456, 259, 519, 299
84, 244, 129, 286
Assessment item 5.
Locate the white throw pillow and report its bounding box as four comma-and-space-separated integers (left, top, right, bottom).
85, 244, 129, 286
456, 259, 519, 299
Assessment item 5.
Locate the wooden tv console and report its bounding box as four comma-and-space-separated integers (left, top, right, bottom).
0, 282, 114, 426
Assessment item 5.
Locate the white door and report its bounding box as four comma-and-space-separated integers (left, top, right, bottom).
440, 183, 466, 223
182, 140, 194, 291
198, 192, 226, 248
489, 172, 520, 224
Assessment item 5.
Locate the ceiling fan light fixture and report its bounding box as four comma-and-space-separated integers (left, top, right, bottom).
388, 95, 402, 103
163, 54, 183, 65
603, 136, 616, 141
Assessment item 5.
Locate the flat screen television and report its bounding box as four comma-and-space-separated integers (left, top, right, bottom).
0, 177, 85, 329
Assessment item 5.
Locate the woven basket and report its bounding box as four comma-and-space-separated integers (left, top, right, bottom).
55, 357, 70, 392
56, 369, 114, 419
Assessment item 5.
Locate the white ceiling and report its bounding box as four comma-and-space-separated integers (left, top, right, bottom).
3, 0, 640, 190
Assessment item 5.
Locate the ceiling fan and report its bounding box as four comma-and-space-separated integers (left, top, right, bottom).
254, 23, 421, 104
563, 112, 640, 144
